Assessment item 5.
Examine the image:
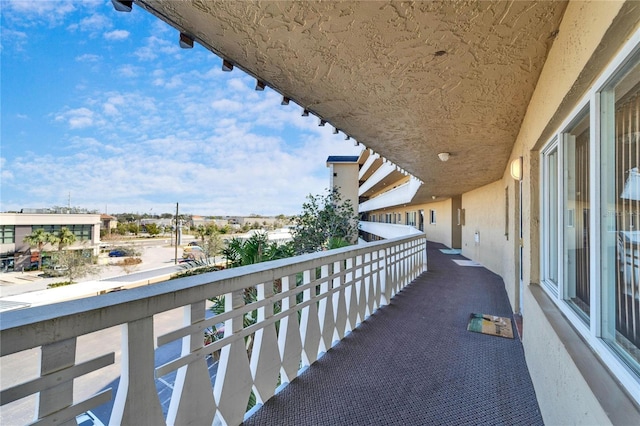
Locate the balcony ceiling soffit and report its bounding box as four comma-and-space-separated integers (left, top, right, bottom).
138, 0, 567, 202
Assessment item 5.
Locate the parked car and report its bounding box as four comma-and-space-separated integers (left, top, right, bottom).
42, 265, 68, 277
109, 249, 130, 257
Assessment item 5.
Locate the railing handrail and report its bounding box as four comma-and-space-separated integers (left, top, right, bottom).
0, 233, 424, 356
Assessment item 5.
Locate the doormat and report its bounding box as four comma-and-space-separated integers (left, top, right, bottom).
452, 259, 482, 267
467, 313, 514, 339
439, 249, 461, 254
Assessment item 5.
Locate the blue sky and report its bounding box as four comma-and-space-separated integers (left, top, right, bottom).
0, 0, 362, 216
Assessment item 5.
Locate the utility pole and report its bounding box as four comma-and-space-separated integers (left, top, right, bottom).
174, 202, 179, 265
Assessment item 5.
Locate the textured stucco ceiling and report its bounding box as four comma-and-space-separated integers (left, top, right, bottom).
136, 0, 567, 203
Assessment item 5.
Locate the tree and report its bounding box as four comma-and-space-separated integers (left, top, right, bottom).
53, 250, 99, 284
202, 232, 224, 259
51, 227, 77, 251
23, 229, 56, 270
145, 223, 161, 237
127, 222, 140, 235
291, 187, 358, 254
221, 232, 293, 268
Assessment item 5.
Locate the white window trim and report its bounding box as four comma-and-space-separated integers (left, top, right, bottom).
538, 28, 640, 405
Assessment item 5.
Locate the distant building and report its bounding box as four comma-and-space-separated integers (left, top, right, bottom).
0, 213, 101, 271
100, 214, 117, 234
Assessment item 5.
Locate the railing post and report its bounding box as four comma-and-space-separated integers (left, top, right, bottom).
111, 317, 165, 425
345, 257, 358, 333
36, 338, 76, 426
332, 260, 347, 344
423, 238, 428, 272
278, 274, 302, 384
214, 289, 253, 426
166, 301, 216, 426
318, 264, 335, 354
250, 281, 280, 405
355, 254, 367, 325
300, 269, 320, 367
364, 252, 375, 318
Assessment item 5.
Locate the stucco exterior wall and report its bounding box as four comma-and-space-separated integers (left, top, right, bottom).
423, 199, 452, 248
499, 1, 640, 423
461, 180, 510, 283
330, 162, 360, 216
523, 288, 612, 426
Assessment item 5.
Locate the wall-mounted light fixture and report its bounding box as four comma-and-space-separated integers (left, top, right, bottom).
255, 80, 266, 91
318, 119, 326, 127
301, 109, 309, 117
510, 156, 523, 181
438, 152, 450, 162
111, 0, 133, 12
222, 59, 233, 72
333, 127, 339, 134
179, 33, 194, 49
281, 97, 290, 105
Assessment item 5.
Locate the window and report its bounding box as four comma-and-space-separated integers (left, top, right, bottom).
429, 209, 436, 224
600, 53, 640, 369
0, 226, 15, 244
541, 141, 559, 291
540, 34, 640, 397
563, 110, 591, 321
32, 224, 93, 241
406, 211, 417, 227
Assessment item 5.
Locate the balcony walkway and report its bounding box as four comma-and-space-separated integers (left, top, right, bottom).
243, 241, 542, 425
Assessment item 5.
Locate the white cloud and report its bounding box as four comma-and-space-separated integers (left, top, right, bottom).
117, 64, 139, 78
210, 99, 243, 112
55, 107, 95, 129
0, 28, 28, 52
104, 29, 130, 41
1, 0, 77, 27
76, 53, 100, 62
67, 13, 112, 35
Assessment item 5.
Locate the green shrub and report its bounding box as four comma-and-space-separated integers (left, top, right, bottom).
48, 281, 73, 288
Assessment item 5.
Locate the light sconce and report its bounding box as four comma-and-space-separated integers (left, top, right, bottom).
333, 127, 339, 134
111, 0, 133, 12
179, 33, 194, 49
301, 109, 309, 117
344, 135, 350, 140
255, 80, 266, 91
438, 152, 450, 162
354, 140, 360, 146
222, 59, 234, 72
281, 97, 290, 105
318, 119, 326, 127
510, 156, 523, 181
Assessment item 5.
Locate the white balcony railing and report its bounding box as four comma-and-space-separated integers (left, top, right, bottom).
1, 234, 426, 426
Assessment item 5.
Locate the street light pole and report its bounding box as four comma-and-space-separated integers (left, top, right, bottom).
174, 202, 179, 265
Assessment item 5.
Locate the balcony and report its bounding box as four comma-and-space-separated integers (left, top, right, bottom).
0, 235, 540, 425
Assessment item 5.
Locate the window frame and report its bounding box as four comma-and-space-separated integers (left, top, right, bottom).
539, 29, 640, 403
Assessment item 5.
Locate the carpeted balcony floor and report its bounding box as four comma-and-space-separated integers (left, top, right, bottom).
243, 241, 542, 425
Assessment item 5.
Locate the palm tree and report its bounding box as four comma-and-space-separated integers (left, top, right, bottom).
23, 229, 56, 270
51, 227, 77, 251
